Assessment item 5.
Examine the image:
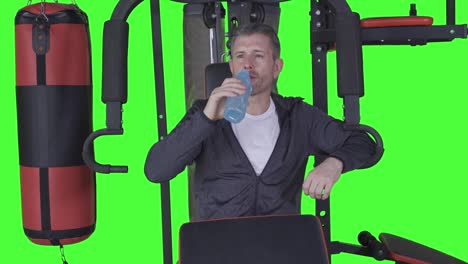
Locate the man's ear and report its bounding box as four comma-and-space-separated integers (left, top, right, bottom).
273, 58, 284, 79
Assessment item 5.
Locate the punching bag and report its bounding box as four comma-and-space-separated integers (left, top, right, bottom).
15, 2, 95, 245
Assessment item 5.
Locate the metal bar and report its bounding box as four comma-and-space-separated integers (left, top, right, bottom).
330, 241, 394, 261
311, 1, 332, 263
311, 25, 468, 45
447, 0, 455, 25
330, 241, 369, 255
213, 2, 224, 63
111, 0, 143, 20
150, 0, 173, 263
321, 0, 351, 14
362, 25, 467, 44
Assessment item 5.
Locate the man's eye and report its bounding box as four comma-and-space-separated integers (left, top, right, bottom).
236, 55, 244, 59
256, 54, 264, 58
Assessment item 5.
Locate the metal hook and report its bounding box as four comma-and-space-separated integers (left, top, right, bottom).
37, 1, 49, 22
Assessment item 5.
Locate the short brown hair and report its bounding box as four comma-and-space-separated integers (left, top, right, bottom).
229, 23, 281, 59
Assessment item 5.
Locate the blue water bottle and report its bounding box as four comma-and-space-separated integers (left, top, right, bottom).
224, 69, 252, 123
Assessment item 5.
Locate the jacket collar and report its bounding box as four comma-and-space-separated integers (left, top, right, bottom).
271, 93, 304, 123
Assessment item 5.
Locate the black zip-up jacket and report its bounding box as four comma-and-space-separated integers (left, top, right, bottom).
145, 93, 376, 220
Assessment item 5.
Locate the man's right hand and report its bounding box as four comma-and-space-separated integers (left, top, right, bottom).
203, 78, 247, 121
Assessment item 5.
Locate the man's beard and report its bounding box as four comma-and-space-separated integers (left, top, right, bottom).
250, 79, 274, 96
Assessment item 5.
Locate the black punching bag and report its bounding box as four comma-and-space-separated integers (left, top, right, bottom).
15, 2, 95, 245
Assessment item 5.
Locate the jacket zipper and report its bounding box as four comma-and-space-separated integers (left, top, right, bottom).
225, 97, 289, 215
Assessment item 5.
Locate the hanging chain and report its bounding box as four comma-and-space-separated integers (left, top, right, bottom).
40, 0, 45, 13
60, 245, 69, 264
40, 1, 46, 16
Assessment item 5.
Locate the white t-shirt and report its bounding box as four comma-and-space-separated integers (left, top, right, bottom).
231, 97, 280, 176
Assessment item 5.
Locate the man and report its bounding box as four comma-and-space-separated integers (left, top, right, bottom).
145, 23, 376, 220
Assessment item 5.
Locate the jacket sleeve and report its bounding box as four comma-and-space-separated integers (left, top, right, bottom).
304, 103, 377, 173
144, 100, 218, 182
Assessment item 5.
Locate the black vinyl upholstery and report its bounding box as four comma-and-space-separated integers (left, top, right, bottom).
179, 215, 329, 264
380, 233, 467, 264
204, 62, 232, 98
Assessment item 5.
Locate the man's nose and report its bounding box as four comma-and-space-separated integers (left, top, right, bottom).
243, 55, 255, 70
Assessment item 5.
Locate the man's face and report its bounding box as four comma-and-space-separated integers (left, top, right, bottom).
229, 33, 283, 97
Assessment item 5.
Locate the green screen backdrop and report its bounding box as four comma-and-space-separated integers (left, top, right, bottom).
1, 0, 467, 263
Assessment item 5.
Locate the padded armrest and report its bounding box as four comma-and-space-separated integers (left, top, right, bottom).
361, 16, 433, 28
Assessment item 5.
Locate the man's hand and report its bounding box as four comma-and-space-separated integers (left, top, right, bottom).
302, 157, 343, 200
203, 78, 246, 121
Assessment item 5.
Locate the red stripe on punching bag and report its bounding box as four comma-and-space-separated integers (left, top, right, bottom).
49, 166, 95, 231
46, 24, 90, 86
20, 166, 42, 231
15, 24, 37, 86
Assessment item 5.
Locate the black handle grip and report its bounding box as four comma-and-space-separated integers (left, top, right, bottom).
358, 231, 388, 261
82, 128, 128, 174
335, 12, 364, 98
102, 20, 129, 103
